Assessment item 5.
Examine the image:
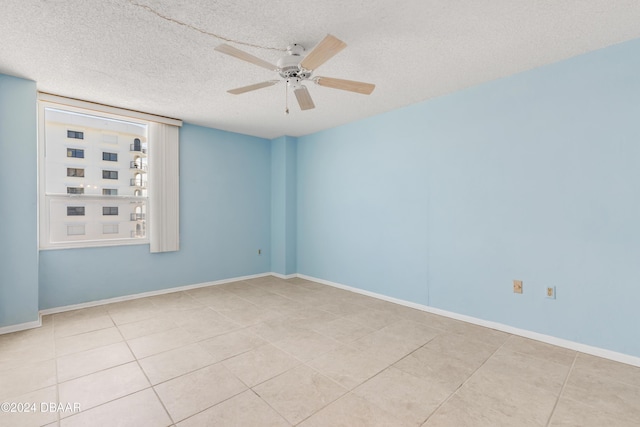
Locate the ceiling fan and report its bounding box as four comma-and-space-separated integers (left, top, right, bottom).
214, 34, 375, 113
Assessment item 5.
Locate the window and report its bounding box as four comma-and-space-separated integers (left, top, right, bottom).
67, 168, 84, 177
67, 148, 84, 158
67, 130, 84, 139
102, 170, 118, 180
67, 206, 85, 216
39, 94, 181, 250
103, 224, 119, 234
67, 225, 86, 236
103, 152, 118, 162
67, 187, 84, 194
102, 206, 118, 216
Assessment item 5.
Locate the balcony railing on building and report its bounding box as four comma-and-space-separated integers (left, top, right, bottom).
130, 161, 148, 171
130, 144, 147, 154
130, 230, 145, 238
130, 178, 147, 188
130, 213, 145, 221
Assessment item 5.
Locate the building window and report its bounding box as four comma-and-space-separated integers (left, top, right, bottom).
67, 130, 84, 139
102, 206, 118, 216
102, 170, 118, 180
102, 188, 118, 196
67, 225, 86, 236
67, 187, 84, 194
67, 168, 85, 177
102, 152, 118, 162
103, 224, 119, 234
67, 148, 85, 158
67, 206, 85, 216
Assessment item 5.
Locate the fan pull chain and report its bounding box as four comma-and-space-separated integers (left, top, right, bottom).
285, 80, 290, 115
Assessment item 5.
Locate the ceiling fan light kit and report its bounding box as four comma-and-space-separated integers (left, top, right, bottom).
214, 34, 375, 113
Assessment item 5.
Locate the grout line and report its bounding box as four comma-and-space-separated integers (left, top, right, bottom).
422, 335, 511, 424
545, 352, 578, 427
111, 311, 176, 426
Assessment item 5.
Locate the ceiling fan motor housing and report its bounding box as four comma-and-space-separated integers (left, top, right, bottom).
278, 44, 311, 79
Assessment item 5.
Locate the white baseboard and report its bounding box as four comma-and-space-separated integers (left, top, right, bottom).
39, 272, 273, 316
296, 274, 640, 368
0, 315, 42, 335
271, 272, 297, 280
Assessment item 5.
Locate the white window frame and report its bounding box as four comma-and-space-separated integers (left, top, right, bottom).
38, 94, 181, 250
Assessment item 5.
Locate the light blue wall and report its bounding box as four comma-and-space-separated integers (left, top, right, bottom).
270, 135, 297, 275
297, 39, 640, 357
39, 124, 271, 308
0, 75, 39, 327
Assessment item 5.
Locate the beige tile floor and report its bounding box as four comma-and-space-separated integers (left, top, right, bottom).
1, 275, 639, 426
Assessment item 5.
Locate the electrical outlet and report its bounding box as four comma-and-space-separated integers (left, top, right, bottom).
513, 280, 523, 294
546, 286, 556, 299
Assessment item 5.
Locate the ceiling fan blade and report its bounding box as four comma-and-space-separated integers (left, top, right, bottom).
228, 80, 279, 95
299, 34, 347, 71
214, 44, 277, 71
294, 86, 315, 110
315, 76, 375, 95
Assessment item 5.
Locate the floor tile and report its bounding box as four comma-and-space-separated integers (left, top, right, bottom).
457, 367, 560, 425
176, 390, 290, 427
168, 308, 241, 340
343, 309, 402, 331
307, 344, 390, 390
139, 343, 215, 385
0, 385, 57, 427
298, 393, 410, 427
126, 327, 195, 359
53, 307, 114, 338
105, 299, 164, 325
480, 347, 570, 392
58, 362, 150, 416
217, 305, 283, 327
273, 329, 342, 362
116, 314, 178, 340
572, 352, 640, 388
563, 366, 640, 422
0, 359, 57, 401
154, 363, 247, 422
353, 366, 450, 425
446, 322, 510, 348
147, 291, 204, 312
246, 316, 310, 342
0, 338, 55, 373
198, 293, 258, 312
254, 365, 347, 424
420, 332, 499, 366
424, 393, 532, 427
310, 317, 376, 344
59, 388, 171, 427
57, 341, 134, 382
198, 329, 266, 363
55, 327, 123, 357
502, 335, 576, 367
549, 395, 639, 426
393, 346, 479, 390
351, 328, 424, 364
222, 344, 300, 387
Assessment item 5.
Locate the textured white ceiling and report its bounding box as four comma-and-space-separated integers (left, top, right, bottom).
2, 1, 640, 139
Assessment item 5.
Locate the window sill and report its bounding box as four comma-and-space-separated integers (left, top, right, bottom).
39, 238, 150, 251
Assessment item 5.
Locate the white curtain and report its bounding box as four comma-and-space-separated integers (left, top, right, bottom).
149, 122, 180, 253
